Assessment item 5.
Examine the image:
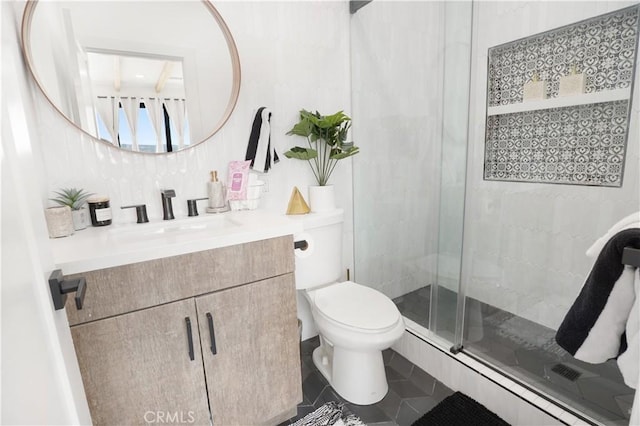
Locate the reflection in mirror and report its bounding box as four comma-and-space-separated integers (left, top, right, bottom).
22, 1, 240, 154
89, 52, 191, 152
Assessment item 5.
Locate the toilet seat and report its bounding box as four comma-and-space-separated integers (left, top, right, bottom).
312, 281, 400, 332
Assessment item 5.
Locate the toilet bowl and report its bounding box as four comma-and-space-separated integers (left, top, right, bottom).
293, 209, 405, 405
306, 281, 404, 405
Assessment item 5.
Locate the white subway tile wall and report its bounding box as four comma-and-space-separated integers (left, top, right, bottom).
463, 1, 640, 330
31, 1, 355, 273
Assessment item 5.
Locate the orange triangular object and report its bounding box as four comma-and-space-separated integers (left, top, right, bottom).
286, 186, 310, 215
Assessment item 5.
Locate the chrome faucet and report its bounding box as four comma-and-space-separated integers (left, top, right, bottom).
160, 189, 176, 220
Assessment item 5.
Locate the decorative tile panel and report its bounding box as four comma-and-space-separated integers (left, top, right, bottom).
484, 100, 629, 187
484, 6, 639, 187
488, 6, 639, 106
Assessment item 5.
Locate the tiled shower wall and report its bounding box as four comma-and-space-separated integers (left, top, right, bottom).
488, 7, 638, 106
351, 1, 446, 299
463, 1, 640, 330
483, 6, 639, 187
25, 2, 355, 273
484, 100, 631, 186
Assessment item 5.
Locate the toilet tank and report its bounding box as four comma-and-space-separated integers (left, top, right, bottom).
294, 209, 344, 290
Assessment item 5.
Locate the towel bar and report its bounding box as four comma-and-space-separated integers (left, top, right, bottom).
622, 247, 640, 267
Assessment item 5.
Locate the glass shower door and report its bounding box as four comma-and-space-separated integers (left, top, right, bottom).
351, 0, 473, 342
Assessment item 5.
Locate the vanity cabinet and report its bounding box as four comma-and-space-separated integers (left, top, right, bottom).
195, 275, 301, 425
65, 236, 301, 425
70, 298, 211, 425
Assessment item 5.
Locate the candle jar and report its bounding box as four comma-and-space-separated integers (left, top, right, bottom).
87, 196, 112, 226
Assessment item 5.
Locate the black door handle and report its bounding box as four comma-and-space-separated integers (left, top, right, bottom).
206, 312, 217, 355
185, 317, 194, 361
69, 278, 86, 310
49, 270, 87, 310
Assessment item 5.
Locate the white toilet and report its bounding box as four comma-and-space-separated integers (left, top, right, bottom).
293, 209, 405, 405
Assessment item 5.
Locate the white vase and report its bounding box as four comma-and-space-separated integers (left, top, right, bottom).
72, 207, 89, 230
44, 206, 74, 238
308, 185, 336, 213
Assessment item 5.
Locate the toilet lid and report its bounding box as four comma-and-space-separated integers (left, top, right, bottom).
313, 281, 400, 331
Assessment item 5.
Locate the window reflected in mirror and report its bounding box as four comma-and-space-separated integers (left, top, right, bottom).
90, 52, 191, 153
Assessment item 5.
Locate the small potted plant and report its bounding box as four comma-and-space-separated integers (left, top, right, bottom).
50, 187, 93, 230
285, 109, 359, 212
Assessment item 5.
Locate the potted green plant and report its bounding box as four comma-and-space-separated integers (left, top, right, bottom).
285, 109, 359, 211
50, 187, 93, 230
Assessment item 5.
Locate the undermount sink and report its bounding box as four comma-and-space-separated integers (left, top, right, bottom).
108, 214, 244, 240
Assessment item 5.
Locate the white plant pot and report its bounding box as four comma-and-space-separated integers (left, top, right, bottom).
44, 206, 74, 238
72, 207, 89, 230
308, 185, 336, 213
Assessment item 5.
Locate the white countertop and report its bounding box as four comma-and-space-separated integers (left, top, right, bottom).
50, 210, 304, 274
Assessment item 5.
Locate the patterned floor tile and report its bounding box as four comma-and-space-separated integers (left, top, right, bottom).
282, 336, 454, 425
395, 400, 421, 426
314, 386, 345, 408
385, 365, 407, 382
302, 371, 328, 406
388, 380, 429, 399
377, 389, 403, 420
395, 285, 634, 424
346, 403, 392, 424
577, 377, 629, 418
388, 353, 414, 379
408, 365, 437, 395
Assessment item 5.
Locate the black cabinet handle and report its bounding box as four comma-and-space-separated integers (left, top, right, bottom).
206, 312, 217, 355
185, 317, 194, 361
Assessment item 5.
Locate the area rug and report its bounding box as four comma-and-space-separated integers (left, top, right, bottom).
411, 391, 510, 426
291, 402, 365, 426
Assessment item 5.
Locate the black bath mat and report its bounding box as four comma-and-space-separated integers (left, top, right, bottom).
411, 391, 510, 426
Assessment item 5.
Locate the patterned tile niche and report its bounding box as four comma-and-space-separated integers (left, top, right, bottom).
488, 7, 639, 105
484, 6, 639, 187
485, 100, 629, 186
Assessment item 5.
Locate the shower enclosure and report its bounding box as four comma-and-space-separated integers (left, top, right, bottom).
351, 2, 639, 425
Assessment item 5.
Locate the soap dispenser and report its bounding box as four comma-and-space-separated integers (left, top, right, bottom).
207, 170, 228, 213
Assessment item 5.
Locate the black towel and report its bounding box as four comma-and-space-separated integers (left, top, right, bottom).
245, 107, 279, 173
556, 228, 640, 362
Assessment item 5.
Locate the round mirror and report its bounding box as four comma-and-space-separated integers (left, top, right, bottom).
21, 1, 240, 154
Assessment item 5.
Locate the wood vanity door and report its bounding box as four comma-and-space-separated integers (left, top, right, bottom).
70, 299, 210, 425
195, 274, 302, 426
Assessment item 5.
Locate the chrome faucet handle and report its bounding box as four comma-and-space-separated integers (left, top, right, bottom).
160, 189, 176, 220
187, 198, 208, 217
121, 204, 149, 223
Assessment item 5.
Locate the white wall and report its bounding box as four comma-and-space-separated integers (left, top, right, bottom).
351, 1, 445, 299
461, 1, 640, 330
2, 2, 91, 423
30, 0, 354, 273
